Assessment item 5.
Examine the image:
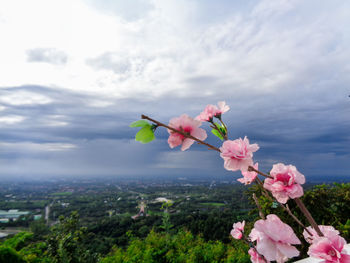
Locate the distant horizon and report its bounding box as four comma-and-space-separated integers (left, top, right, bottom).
0, 173, 348, 185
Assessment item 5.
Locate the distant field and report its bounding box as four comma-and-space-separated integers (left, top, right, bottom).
50, 192, 73, 196
200, 202, 225, 207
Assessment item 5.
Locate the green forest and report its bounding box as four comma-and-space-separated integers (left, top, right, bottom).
0, 182, 349, 263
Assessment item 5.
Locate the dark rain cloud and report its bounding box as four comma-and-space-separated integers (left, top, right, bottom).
0, 84, 349, 180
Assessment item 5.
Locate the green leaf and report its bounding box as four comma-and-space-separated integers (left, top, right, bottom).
211, 129, 224, 140
129, 120, 150, 128
135, 126, 155, 143
214, 122, 226, 135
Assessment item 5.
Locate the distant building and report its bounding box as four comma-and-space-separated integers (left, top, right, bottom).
34, 215, 42, 220
0, 210, 29, 221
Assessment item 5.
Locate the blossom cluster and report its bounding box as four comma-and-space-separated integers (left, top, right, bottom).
134, 101, 349, 263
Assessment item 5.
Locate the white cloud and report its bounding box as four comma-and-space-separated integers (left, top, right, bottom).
0, 90, 52, 105
0, 115, 25, 124
0, 142, 77, 152
42, 115, 69, 127
0, 0, 349, 101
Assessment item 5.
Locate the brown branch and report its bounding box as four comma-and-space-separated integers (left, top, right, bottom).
294, 198, 323, 237
248, 166, 273, 178
253, 193, 265, 219
284, 204, 313, 236
254, 178, 313, 235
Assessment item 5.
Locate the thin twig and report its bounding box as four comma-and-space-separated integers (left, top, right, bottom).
218, 118, 228, 134
209, 120, 227, 140
248, 166, 273, 178
254, 178, 313, 235
253, 193, 265, 219
294, 198, 323, 237
283, 204, 313, 236
241, 233, 267, 262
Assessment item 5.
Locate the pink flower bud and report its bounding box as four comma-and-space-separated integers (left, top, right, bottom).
230, 221, 245, 239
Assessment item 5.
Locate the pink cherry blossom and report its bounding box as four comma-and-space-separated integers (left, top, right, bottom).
249, 214, 301, 263
248, 248, 269, 263
308, 234, 350, 263
195, 101, 230, 122
263, 163, 305, 204
303, 225, 340, 244
195, 104, 218, 122
217, 101, 230, 115
231, 220, 245, 239
167, 114, 207, 151
238, 163, 258, 185
220, 136, 259, 172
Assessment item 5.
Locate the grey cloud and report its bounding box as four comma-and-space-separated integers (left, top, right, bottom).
0, 84, 349, 180
26, 48, 68, 65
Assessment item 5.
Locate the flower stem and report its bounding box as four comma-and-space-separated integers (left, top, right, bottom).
294, 198, 323, 237
209, 120, 228, 140
284, 204, 313, 236
242, 233, 267, 262
253, 193, 265, 219
248, 166, 272, 178
254, 178, 313, 235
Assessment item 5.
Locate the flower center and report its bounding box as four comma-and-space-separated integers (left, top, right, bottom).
183, 126, 192, 134
328, 250, 336, 257
276, 173, 291, 185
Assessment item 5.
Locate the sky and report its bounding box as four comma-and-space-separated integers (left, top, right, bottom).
0, 0, 349, 181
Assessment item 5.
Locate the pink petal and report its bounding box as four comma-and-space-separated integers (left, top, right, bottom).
287, 184, 304, 199
231, 229, 242, 239
181, 138, 194, 151
340, 253, 350, 263
168, 133, 182, 148
224, 158, 240, 171
256, 237, 277, 261
191, 127, 207, 141
276, 243, 300, 258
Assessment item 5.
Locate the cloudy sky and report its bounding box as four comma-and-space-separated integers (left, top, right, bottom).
0, 0, 349, 181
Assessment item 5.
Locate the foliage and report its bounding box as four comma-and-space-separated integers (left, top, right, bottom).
0, 246, 25, 263
2, 232, 33, 251
130, 120, 156, 144
46, 211, 99, 263
29, 220, 50, 239
160, 202, 174, 234
100, 230, 249, 263
18, 242, 51, 263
